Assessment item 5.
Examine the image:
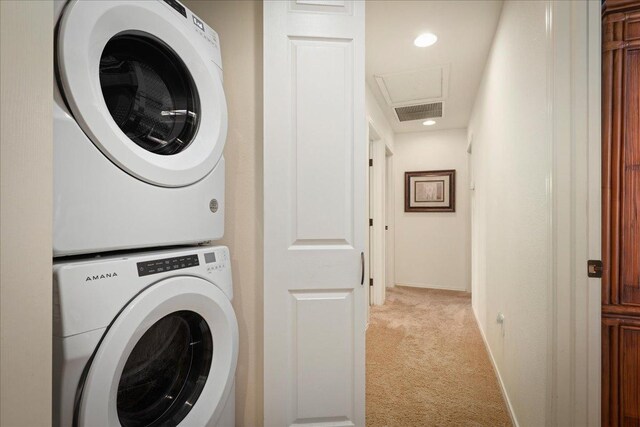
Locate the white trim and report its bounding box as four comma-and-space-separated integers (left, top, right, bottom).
545, 0, 556, 425
473, 310, 519, 427
585, 1, 602, 422
545, 1, 560, 423
547, 1, 601, 425
395, 282, 468, 293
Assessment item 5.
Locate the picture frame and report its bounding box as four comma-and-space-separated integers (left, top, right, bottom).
404, 169, 456, 212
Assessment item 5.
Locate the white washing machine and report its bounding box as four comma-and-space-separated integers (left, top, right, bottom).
53, 246, 238, 427
54, 0, 227, 257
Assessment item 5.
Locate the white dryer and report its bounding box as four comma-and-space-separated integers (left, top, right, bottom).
54, 0, 227, 256
53, 246, 238, 427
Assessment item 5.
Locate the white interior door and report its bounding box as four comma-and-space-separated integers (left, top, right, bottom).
263, 1, 366, 426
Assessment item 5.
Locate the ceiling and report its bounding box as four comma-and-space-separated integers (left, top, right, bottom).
366, 1, 503, 133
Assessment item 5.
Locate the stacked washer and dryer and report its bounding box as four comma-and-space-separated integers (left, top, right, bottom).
52, 1, 238, 426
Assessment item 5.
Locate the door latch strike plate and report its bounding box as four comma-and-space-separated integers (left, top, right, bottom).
587, 260, 603, 278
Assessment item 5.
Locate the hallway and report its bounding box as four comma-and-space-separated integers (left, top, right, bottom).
366, 286, 512, 427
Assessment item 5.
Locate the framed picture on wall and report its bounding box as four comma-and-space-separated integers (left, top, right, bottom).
404, 170, 456, 212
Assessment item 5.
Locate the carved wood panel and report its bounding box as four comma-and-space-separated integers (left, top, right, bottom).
602, 317, 640, 426
602, 3, 640, 426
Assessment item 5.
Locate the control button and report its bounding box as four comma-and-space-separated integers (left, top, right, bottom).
193, 15, 205, 31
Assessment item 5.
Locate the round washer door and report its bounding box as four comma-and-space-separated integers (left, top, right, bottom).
57, 1, 227, 187
77, 276, 238, 427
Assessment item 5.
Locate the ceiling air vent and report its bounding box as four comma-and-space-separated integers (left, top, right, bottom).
394, 102, 444, 122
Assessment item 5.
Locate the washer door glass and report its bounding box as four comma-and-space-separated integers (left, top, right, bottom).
99, 34, 200, 155
116, 310, 213, 427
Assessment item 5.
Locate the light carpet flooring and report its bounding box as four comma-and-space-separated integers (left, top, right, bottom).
366, 286, 512, 427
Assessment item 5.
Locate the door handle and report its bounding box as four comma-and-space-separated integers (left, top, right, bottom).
360, 251, 364, 286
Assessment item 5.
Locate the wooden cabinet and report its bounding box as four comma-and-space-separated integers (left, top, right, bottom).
602, 1, 640, 426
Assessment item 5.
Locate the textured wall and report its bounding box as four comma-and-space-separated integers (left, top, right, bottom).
468, 2, 550, 425
0, 1, 53, 425
393, 129, 471, 291
182, 1, 264, 425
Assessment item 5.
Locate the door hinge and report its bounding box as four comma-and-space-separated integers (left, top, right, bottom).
369, 278, 373, 287
587, 260, 603, 278
369, 218, 373, 227
369, 159, 373, 167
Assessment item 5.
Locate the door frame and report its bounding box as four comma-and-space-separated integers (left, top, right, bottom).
547, 1, 601, 425
385, 144, 395, 289
367, 117, 386, 306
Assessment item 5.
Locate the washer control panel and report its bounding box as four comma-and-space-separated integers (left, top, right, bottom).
137, 254, 199, 277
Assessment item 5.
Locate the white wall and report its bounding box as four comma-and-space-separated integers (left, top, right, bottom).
468, 2, 550, 426
183, 2, 263, 426
0, 1, 53, 425
393, 129, 470, 291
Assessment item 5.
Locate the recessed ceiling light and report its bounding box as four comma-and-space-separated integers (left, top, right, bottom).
414, 33, 438, 48
423, 120, 436, 126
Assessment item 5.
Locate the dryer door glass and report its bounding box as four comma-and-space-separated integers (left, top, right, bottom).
116, 310, 213, 427
99, 34, 200, 156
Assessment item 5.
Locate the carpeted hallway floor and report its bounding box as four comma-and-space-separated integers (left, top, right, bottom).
366, 286, 512, 427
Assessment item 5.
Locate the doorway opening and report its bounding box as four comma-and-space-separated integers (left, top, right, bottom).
262, 0, 602, 424
364, 1, 541, 425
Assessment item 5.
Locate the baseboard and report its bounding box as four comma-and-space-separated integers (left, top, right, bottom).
472, 309, 520, 427
395, 281, 470, 293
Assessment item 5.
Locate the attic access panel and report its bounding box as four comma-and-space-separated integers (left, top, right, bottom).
374, 65, 449, 107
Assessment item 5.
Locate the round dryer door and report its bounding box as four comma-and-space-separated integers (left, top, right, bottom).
57, 1, 227, 187
76, 276, 238, 427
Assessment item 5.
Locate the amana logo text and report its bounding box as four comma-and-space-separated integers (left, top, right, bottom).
85, 272, 118, 282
